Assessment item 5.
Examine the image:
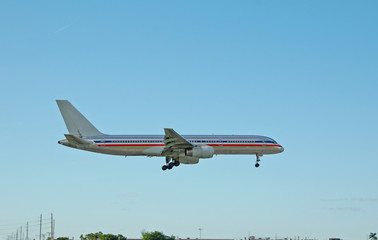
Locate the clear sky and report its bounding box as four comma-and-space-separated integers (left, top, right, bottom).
0, 1, 377, 240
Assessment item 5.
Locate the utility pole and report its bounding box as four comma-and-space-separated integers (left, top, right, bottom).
26, 222, 28, 240
39, 215, 42, 240
51, 214, 54, 240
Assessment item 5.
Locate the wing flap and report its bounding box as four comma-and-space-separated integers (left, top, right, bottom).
163, 128, 193, 156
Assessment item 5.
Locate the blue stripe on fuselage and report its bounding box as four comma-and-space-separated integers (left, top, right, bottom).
90, 135, 277, 144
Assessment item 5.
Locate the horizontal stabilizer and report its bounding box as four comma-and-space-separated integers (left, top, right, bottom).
65, 134, 91, 145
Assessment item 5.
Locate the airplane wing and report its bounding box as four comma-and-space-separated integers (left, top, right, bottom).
162, 128, 193, 157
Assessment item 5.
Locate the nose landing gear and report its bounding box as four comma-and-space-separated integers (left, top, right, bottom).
255, 154, 262, 168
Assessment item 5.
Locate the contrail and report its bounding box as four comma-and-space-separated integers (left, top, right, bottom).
54, 23, 73, 34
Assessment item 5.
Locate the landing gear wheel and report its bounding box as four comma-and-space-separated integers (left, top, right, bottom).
255, 154, 262, 168
174, 161, 180, 167
168, 162, 174, 169
162, 165, 168, 171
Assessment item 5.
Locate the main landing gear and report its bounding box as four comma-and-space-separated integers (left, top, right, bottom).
255, 154, 262, 168
162, 159, 180, 171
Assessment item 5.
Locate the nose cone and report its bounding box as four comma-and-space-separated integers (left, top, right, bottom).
279, 145, 284, 153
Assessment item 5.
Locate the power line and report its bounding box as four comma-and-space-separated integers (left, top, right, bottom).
0, 214, 54, 240
0, 220, 40, 228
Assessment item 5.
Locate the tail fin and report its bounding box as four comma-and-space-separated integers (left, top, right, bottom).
56, 100, 103, 138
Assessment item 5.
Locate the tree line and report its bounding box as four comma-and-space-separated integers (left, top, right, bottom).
49, 231, 175, 240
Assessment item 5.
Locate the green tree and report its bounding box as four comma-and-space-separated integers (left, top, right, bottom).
102, 234, 127, 240
80, 232, 126, 240
141, 231, 175, 240
80, 232, 104, 240
370, 233, 377, 240
47, 238, 69, 240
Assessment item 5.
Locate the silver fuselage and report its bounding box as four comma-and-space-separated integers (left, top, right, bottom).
59, 134, 284, 157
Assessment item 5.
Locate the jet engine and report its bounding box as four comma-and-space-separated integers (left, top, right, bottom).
178, 156, 199, 164
185, 145, 214, 158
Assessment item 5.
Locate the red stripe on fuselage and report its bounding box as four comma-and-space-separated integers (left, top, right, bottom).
97, 144, 282, 148
97, 144, 165, 147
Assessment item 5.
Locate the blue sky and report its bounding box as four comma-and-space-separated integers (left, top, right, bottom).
0, 1, 378, 240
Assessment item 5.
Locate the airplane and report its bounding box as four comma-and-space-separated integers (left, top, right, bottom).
56, 100, 284, 170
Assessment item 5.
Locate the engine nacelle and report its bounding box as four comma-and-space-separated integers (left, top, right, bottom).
185, 145, 214, 158
178, 156, 199, 164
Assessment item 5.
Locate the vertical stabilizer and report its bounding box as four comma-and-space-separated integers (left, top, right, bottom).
56, 100, 103, 137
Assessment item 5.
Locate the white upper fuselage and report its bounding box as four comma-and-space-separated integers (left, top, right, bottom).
59, 134, 284, 156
